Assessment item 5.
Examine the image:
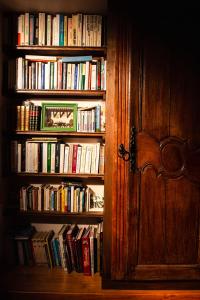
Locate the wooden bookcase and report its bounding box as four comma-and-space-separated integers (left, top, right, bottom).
0, 1, 108, 298
2, 1, 200, 298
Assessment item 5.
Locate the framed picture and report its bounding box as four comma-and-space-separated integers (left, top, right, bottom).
41, 103, 77, 131
89, 194, 104, 212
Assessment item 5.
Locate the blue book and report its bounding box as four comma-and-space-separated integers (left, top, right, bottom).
67, 186, 71, 212
59, 14, 64, 46
41, 62, 45, 89
95, 104, 101, 132
74, 64, 78, 89
61, 56, 92, 63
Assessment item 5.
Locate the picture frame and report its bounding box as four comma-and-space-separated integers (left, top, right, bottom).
89, 194, 104, 212
41, 103, 77, 131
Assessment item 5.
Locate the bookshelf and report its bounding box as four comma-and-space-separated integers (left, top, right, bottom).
1, 2, 107, 297
1, 0, 200, 297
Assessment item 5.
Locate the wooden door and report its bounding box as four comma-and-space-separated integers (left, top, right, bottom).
103, 8, 200, 288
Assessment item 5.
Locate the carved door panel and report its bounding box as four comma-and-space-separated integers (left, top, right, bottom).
128, 27, 200, 281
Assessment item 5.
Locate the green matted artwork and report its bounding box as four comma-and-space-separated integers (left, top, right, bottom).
41, 103, 77, 131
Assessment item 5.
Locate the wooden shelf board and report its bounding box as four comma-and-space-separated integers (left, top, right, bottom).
16, 45, 107, 55
15, 131, 106, 137
17, 211, 103, 224
16, 173, 104, 179
19, 211, 103, 217
15, 89, 106, 97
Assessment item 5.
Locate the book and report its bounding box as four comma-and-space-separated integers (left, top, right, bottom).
60, 56, 92, 63
73, 226, 87, 272
43, 230, 54, 268
57, 224, 71, 272
81, 226, 91, 275
66, 224, 79, 271
25, 55, 57, 62
13, 225, 35, 266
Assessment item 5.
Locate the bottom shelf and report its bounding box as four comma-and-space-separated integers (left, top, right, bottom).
1, 266, 200, 300
2, 266, 102, 294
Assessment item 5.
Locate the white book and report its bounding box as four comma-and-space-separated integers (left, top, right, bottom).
17, 57, 23, 89
63, 144, 69, 173
68, 143, 74, 173
50, 143, 56, 173
59, 143, 65, 173
91, 144, 97, 174
35, 61, 39, 89
42, 142, 48, 173
85, 61, 90, 90
76, 145, 82, 173
71, 63, 75, 90
91, 61, 97, 90
80, 144, 87, 173
53, 61, 58, 89
85, 144, 93, 173
95, 143, 100, 174
44, 62, 50, 89
38, 61, 42, 89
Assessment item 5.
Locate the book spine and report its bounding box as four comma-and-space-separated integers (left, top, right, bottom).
72, 144, 78, 173
82, 234, 91, 275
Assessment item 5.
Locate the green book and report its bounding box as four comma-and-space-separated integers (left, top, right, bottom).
47, 142, 51, 173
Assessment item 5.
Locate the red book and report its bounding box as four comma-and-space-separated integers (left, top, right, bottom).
72, 144, 78, 173
81, 227, 91, 275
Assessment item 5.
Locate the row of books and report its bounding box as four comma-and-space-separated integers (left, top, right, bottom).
16, 102, 41, 131
19, 182, 104, 213
11, 139, 105, 174
17, 12, 105, 47
16, 102, 105, 132
16, 55, 106, 91
13, 223, 103, 275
